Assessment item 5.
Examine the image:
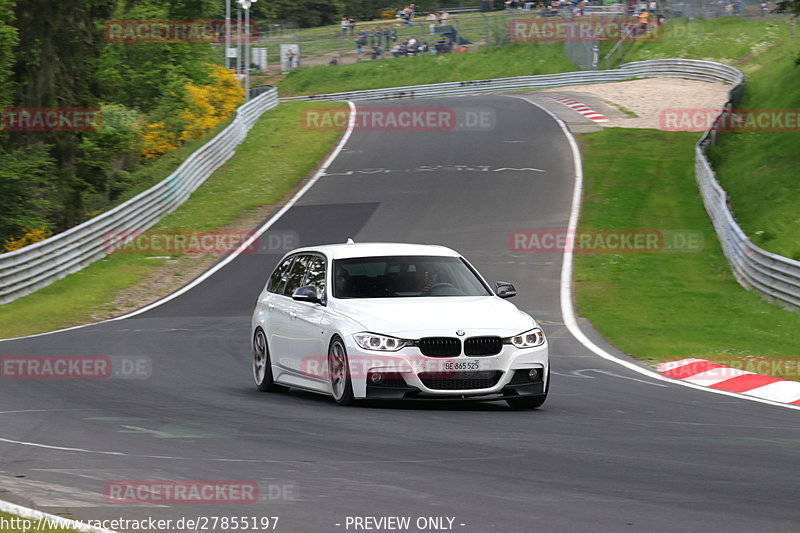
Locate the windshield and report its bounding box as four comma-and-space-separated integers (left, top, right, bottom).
333, 255, 492, 298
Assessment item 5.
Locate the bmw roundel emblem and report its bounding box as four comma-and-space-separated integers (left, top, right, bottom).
455, 329, 465, 336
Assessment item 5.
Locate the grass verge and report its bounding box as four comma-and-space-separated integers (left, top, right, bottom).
276, 42, 575, 96
0, 101, 346, 339
575, 128, 800, 380
628, 17, 800, 260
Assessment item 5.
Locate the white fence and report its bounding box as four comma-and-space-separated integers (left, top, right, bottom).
0, 88, 278, 304
4, 60, 798, 310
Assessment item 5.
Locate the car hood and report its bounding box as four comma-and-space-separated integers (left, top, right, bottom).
331, 296, 535, 337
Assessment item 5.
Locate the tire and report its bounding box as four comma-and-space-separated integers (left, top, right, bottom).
328, 336, 355, 406
253, 328, 288, 392
506, 369, 549, 410
506, 395, 547, 410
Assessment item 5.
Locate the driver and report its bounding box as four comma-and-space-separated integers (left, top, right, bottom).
420, 270, 439, 295
335, 268, 351, 296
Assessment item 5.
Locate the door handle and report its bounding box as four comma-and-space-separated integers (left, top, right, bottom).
289, 310, 297, 319
267, 303, 275, 310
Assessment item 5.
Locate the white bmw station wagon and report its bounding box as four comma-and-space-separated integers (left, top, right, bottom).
251, 241, 549, 409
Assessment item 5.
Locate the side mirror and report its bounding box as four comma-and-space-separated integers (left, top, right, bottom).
292, 285, 324, 305
495, 281, 517, 299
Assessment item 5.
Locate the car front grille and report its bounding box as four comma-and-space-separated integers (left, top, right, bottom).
417, 337, 461, 357
464, 336, 503, 356
418, 370, 502, 390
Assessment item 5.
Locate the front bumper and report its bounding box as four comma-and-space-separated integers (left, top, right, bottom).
342, 337, 549, 400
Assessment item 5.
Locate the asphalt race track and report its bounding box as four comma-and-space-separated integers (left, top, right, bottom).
1, 96, 798, 533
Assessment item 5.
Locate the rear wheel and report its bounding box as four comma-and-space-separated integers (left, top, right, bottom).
253, 328, 287, 392
328, 336, 355, 406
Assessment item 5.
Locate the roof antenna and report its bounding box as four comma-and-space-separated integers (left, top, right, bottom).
346, 238, 355, 244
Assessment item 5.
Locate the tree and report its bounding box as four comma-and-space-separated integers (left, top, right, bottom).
775, 0, 800, 16
0, 144, 55, 244
0, 0, 17, 108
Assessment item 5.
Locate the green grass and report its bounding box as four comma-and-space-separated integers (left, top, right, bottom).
575, 128, 800, 376
0, 101, 346, 338
627, 17, 792, 65
628, 16, 800, 260
277, 42, 576, 96
0, 511, 81, 533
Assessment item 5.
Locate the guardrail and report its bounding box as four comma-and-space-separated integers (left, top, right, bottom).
696, 94, 800, 310
0, 87, 279, 304
280, 59, 742, 102
282, 58, 800, 310
4, 60, 798, 310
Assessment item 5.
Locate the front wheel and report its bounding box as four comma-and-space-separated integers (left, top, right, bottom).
506, 395, 547, 410
328, 336, 355, 406
253, 328, 287, 392
507, 369, 549, 410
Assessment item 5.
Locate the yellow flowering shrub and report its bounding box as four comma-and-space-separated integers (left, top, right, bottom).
139, 121, 179, 159
3, 226, 52, 253
179, 64, 245, 142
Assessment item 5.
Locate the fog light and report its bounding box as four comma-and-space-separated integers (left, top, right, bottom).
528, 368, 540, 381
370, 372, 384, 384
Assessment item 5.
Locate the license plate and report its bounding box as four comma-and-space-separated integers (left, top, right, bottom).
443, 359, 482, 371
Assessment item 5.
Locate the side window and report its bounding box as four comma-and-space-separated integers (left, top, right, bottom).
267, 256, 295, 293
282, 254, 310, 296
304, 255, 327, 296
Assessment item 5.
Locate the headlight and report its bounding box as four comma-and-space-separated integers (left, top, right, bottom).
353, 332, 411, 352
504, 328, 545, 348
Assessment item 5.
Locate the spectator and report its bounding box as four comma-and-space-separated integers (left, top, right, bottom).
355, 33, 367, 56
760, 1, 768, 17
638, 9, 649, 35
340, 16, 349, 35
427, 12, 437, 33
348, 17, 356, 35
439, 10, 449, 24
285, 49, 296, 70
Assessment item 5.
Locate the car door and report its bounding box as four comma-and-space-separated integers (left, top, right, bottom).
260, 254, 294, 364
288, 253, 329, 380
270, 254, 309, 371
